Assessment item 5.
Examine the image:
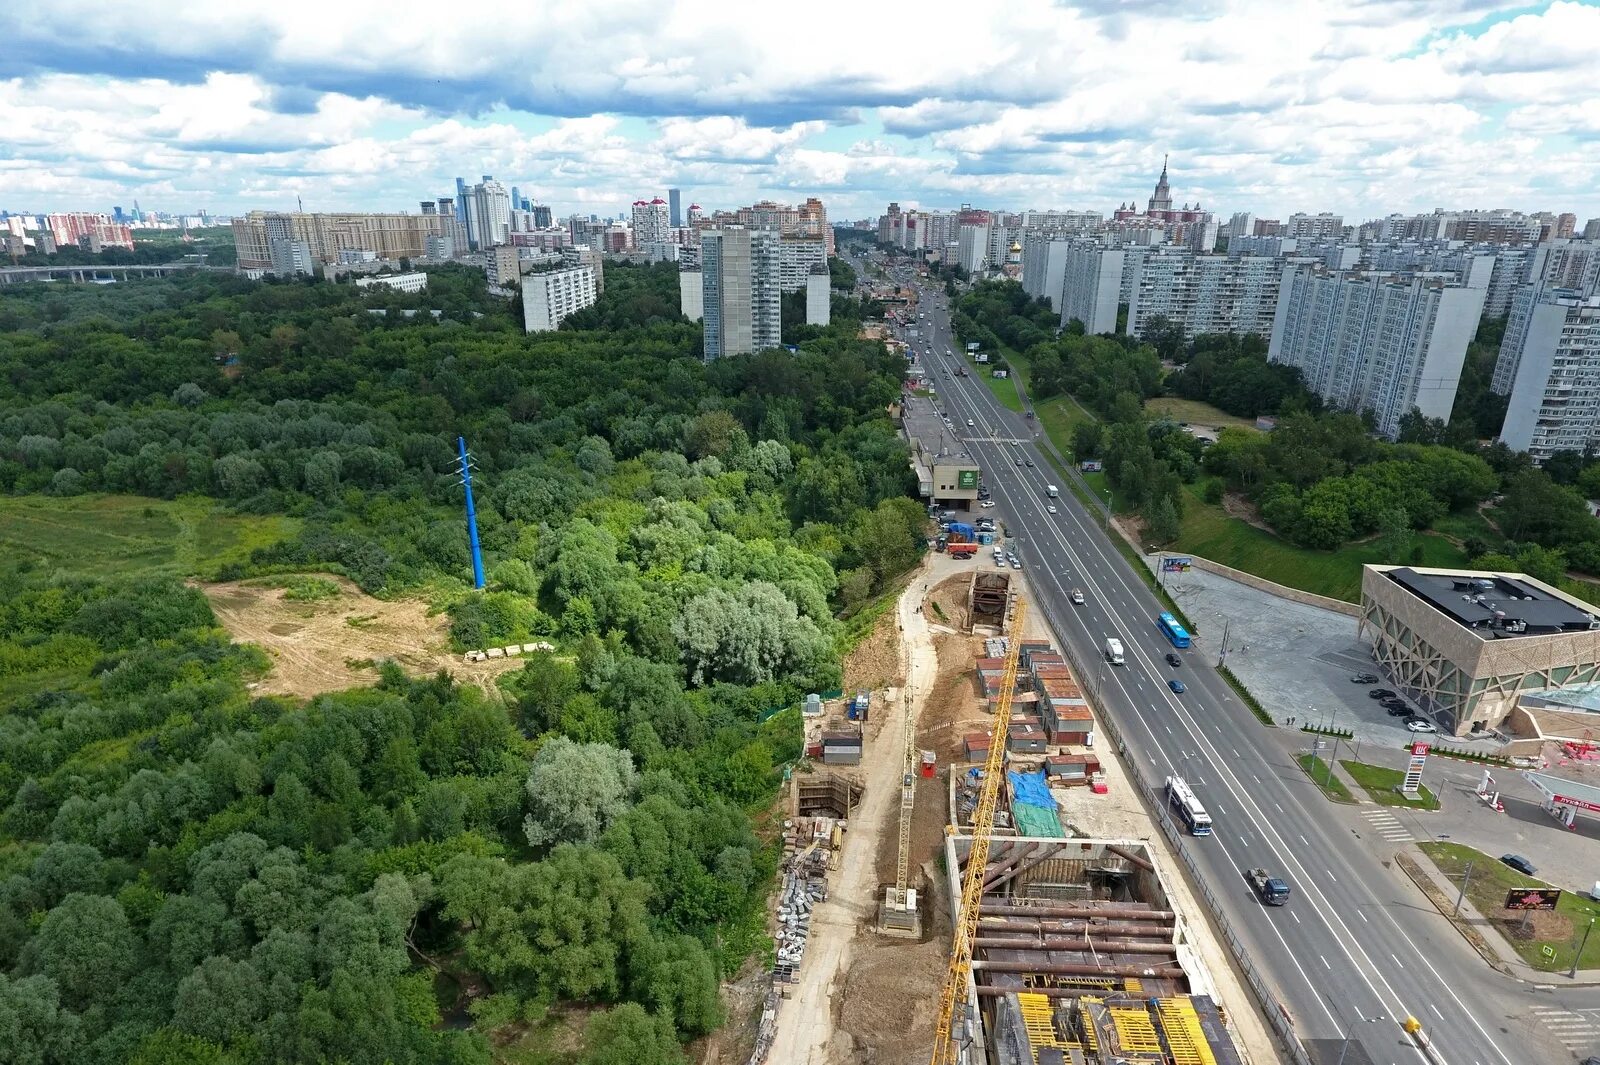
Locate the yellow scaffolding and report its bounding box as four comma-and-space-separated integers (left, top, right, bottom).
1109, 1005, 1163, 1057
1158, 997, 1219, 1065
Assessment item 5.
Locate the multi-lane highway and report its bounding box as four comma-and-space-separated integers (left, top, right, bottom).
862, 254, 1599, 1065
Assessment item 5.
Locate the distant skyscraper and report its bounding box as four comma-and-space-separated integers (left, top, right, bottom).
1148, 156, 1172, 214
669, 188, 682, 227
454, 177, 467, 223
532, 204, 553, 229
699, 228, 781, 360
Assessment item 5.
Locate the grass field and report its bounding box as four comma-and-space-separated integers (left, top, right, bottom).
0, 494, 298, 581
1295, 753, 1355, 803
1144, 397, 1259, 431
1419, 841, 1600, 972
1172, 484, 1470, 602
1340, 760, 1441, 809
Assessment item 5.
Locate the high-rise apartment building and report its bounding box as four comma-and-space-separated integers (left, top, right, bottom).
631, 197, 671, 248
233, 210, 452, 271
1268, 267, 1484, 438
45, 213, 134, 250
1498, 294, 1600, 460
1124, 250, 1283, 339
698, 228, 782, 360
1021, 236, 1074, 309
777, 237, 827, 293
1492, 241, 1600, 394
464, 178, 511, 250
521, 266, 599, 332
532, 205, 552, 229
668, 189, 682, 228
1584, 219, 1600, 241
1285, 212, 1344, 241
1059, 243, 1126, 334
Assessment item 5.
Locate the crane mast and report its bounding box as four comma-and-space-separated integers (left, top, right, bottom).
930, 598, 1026, 1065
892, 678, 916, 906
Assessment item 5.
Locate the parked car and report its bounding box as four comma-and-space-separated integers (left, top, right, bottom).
1010, 559, 1022, 570
1165, 653, 1182, 668
1405, 718, 1438, 734
1368, 688, 1395, 700
1070, 589, 1085, 605
979, 500, 996, 508
1386, 705, 1412, 717
1380, 697, 1408, 710
1500, 854, 1537, 876
1168, 679, 1186, 694
1350, 673, 1379, 684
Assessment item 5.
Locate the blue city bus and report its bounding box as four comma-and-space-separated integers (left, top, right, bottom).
1156, 612, 1191, 648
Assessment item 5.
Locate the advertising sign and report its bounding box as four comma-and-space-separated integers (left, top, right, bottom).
966, 341, 980, 351
1080, 460, 1103, 473
975, 353, 990, 363
1161, 557, 1193, 573
957, 470, 979, 490
1402, 742, 1429, 794
1504, 888, 1562, 911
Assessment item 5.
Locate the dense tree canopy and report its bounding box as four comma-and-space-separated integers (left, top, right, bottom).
0, 260, 919, 1061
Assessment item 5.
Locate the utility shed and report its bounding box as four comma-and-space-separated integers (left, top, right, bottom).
820, 728, 863, 765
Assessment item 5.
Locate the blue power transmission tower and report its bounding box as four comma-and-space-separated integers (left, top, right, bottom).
456, 436, 485, 589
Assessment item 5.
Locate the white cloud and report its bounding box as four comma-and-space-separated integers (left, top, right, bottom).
0, 0, 1594, 221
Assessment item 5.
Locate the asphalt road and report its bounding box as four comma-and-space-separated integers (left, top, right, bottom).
864, 257, 1600, 1065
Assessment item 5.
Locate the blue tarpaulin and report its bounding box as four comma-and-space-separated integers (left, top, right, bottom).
1008, 769, 1054, 808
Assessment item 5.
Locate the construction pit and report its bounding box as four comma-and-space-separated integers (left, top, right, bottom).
754, 561, 1276, 1065
942, 834, 1243, 1065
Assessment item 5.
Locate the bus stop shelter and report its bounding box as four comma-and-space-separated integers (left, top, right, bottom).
1524, 770, 1600, 830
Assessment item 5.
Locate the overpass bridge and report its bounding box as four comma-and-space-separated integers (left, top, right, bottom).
0, 262, 233, 285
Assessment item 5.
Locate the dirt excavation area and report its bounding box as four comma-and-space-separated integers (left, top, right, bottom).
201, 575, 525, 698
761, 558, 1280, 1065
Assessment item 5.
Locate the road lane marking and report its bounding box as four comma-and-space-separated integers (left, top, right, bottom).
1291, 911, 1301, 924
1321, 955, 1331, 969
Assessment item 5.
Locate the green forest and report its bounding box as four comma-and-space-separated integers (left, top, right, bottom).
958, 278, 1600, 589
0, 261, 923, 1064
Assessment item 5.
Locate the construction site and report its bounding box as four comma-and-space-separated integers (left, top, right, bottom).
746, 555, 1270, 1065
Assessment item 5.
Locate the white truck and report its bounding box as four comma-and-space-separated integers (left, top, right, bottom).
1104, 638, 1125, 666
1045, 484, 1059, 498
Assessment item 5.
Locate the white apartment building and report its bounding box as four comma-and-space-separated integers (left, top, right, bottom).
1492, 242, 1600, 394
777, 237, 827, 293
1125, 250, 1283, 340
1058, 243, 1125, 334
354, 272, 429, 294
805, 266, 831, 327
1021, 236, 1074, 309
1285, 212, 1344, 241
464, 179, 511, 250
1269, 267, 1484, 438
631, 198, 670, 248
958, 224, 990, 273
700, 228, 782, 359
1499, 295, 1600, 460
521, 266, 598, 332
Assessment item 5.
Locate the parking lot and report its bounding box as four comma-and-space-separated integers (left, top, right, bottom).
1150, 562, 1481, 752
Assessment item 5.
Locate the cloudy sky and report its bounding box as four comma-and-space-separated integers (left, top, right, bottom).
2, 0, 1597, 224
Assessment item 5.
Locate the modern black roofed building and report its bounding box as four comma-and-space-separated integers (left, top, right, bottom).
1359, 565, 1600, 736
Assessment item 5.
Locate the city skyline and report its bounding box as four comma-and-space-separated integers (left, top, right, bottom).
2, 1, 1598, 221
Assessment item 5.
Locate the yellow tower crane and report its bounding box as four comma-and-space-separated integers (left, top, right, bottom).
930, 597, 1026, 1065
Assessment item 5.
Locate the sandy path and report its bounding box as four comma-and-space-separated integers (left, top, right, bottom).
765, 563, 941, 1065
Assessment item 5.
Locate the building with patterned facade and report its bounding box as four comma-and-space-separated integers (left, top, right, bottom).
233, 211, 451, 271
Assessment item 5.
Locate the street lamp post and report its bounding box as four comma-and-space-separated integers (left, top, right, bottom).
1103, 489, 1112, 532
1570, 917, 1596, 978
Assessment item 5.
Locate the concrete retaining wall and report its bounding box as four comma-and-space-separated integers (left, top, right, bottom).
1183, 555, 1361, 618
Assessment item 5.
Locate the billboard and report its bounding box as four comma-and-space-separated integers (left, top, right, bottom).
975, 353, 990, 363
1161, 556, 1192, 573
1080, 460, 1103, 472
966, 341, 980, 351
1504, 888, 1561, 911
957, 470, 979, 490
